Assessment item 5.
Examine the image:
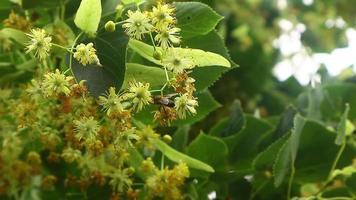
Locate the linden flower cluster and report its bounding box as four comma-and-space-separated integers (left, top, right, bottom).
0, 70, 191, 199
25, 28, 52, 60
99, 81, 153, 116
118, 2, 200, 123
143, 161, 190, 200
73, 43, 101, 66
122, 2, 180, 49
25, 27, 100, 66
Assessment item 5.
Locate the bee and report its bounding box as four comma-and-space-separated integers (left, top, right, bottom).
153, 93, 178, 107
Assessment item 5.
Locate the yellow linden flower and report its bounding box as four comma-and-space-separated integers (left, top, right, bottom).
122, 10, 153, 40
162, 49, 195, 74
25, 29, 52, 60
98, 87, 125, 116
73, 43, 101, 66
42, 69, 73, 96
73, 116, 100, 141
151, 2, 175, 27
174, 93, 198, 119
125, 81, 152, 112
155, 25, 181, 49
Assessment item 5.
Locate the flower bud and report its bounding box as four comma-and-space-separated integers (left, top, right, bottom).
27, 151, 42, 165
153, 51, 162, 60
105, 21, 116, 32
163, 134, 172, 144
127, 167, 135, 175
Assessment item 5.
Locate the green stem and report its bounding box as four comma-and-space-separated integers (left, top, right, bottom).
160, 153, 165, 170
329, 141, 346, 179
314, 141, 347, 196
149, 32, 157, 52
287, 165, 295, 200
68, 32, 83, 79
52, 43, 73, 53
163, 66, 170, 82
114, 21, 125, 25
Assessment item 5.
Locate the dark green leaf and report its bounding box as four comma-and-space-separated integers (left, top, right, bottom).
71, 27, 129, 97
335, 103, 350, 145
174, 2, 223, 39
210, 100, 245, 137
22, 0, 62, 9
171, 125, 190, 152
186, 133, 228, 170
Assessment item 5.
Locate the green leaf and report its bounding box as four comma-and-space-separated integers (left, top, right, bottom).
273, 138, 292, 187
183, 31, 237, 91
223, 115, 273, 159
265, 106, 297, 144
128, 39, 231, 68
171, 125, 190, 152
121, 0, 143, 5
209, 100, 245, 137
186, 133, 228, 171
174, 2, 223, 39
319, 83, 356, 120
71, 27, 129, 97
253, 133, 290, 171
123, 63, 168, 89
74, 0, 102, 36
152, 139, 214, 173
273, 114, 306, 187
290, 114, 306, 161
22, 0, 62, 9
0, 28, 28, 44
335, 103, 350, 145
102, 0, 120, 15
272, 120, 353, 187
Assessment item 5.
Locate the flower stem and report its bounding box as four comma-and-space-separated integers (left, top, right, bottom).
51, 43, 73, 53
161, 153, 165, 170
287, 165, 295, 200
68, 32, 83, 79
149, 32, 157, 52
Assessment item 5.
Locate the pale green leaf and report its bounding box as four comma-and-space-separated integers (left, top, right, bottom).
123, 63, 168, 89
153, 139, 215, 173
1, 28, 28, 44
128, 39, 231, 68
74, 0, 102, 36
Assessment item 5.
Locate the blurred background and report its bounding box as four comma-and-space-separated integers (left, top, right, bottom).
185, 0, 356, 125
